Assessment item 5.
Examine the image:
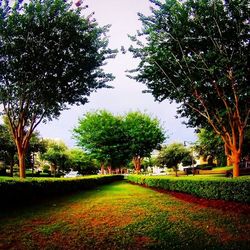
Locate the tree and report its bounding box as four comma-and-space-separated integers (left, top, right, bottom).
0, 122, 16, 176
123, 111, 165, 173
73, 110, 165, 174
25, 131, 46, 173
73, 110, 130, 174
129, 0, 249, 177
67, 148, 98, 175
195, 128, 226, 166
0, 117, 44, 176
0, 0, 116, 178
157, 143, 190, 176
41, 139, 69, 176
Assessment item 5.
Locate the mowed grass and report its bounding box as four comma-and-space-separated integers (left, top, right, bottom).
0, 181, 249, 250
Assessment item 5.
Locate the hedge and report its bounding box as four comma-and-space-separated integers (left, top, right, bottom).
126, 175, 250, 203
0, 175, 124, 207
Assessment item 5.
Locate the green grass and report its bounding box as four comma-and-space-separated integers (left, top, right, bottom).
212, 166, 233, 171
0, 180, 249, 249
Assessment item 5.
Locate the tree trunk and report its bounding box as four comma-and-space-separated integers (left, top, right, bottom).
17, 149, 26, 178
107, 165, 112, 174
101, 164, 105, 175
133, 156, 141, 174
51, 164, 57, 177
231, 150, 240, 177
226, 157, 232, 166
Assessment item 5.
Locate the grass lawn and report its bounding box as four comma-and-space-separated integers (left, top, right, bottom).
0, 180, 249, 250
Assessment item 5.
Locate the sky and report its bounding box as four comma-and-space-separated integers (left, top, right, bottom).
38, 0, 197, 148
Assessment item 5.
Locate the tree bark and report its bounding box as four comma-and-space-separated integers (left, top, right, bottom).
231, 150, 240, 177
107, 165, 112, 174
133, 156, 142, 174
175, 168, 178, 177
101, 163, 105, 175
17, 148, 26, 178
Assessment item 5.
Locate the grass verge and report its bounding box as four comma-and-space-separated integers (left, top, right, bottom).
0, 181, 249, 249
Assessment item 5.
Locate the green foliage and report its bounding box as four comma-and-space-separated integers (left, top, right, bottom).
129, 0, 249, 127
127, 175, 250, 203
73, 110, 130, 168
0, 0, 116, 177
41, 139, 69, 174
124, 111, 165, 159
0, 175, 124, 207
0, 0, 115, 121
0, 122, 16, 166
73, 110, 165, 169
195, 128, 226, 166
0, 118, 44, 174
66, 148, 98, 175
157, 143, 190, 171
129, 0, 249, 173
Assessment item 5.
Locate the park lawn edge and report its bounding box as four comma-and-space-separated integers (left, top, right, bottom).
126, 175, 250, 203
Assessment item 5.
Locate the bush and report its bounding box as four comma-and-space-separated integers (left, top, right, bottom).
0, 175, 124, 208
126, 175, 250, 203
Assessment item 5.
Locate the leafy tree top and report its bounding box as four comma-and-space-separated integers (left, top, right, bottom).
73, 110, 129, 165
157, 142, 190, 169
0, 0, 116, 126
41, 138, 69, 169
73, 110, 166, 167
129, 0, 249, 176
129, 0, 249, 130
124, 111, 165, 159
0, 0, 116, 177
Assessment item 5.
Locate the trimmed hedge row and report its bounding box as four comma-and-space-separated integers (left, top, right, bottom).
0, 175, 124, 207
126, 175, 250, 203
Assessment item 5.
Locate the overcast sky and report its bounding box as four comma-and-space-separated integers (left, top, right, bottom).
38, 0, 197, 147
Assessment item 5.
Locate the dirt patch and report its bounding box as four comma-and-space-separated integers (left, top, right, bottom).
134, 235, 156, 248
90, 215, 133, 228
192, 220, 233, 243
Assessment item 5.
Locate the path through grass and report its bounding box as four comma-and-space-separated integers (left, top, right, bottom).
0, 181, 249, 249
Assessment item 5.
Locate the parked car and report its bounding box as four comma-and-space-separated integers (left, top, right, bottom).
226, 162, 250, 177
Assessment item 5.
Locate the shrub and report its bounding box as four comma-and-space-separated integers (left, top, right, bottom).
126, 175, 250, 203
0, 175, 124, 208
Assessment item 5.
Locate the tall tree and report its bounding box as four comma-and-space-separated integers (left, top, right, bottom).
123, 111, 165, 173
41, 139, 69, 176
0, 0, 116, 178
157, 143, 191, 176
129, 0, 249, 177
73, 110, 165, 173
73, 110, 129, 174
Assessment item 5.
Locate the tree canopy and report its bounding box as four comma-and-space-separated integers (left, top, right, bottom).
0, 0, 116, 178
124, 111, 165, 172
67, 148, 98, 175
129, 0, 249, 177
73, 110, 165, 173
41, 139, 69, 175
157, 142, 190, 176
73, 110, 129, 173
